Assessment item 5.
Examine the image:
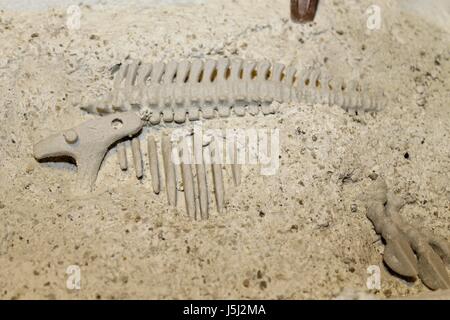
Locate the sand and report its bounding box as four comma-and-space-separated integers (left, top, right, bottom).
0, 0, 449, 299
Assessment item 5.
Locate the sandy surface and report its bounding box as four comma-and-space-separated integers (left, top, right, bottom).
0, 0, 449, 299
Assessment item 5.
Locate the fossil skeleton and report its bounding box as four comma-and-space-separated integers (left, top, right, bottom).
32, 57, 449, 290
34, 58, 385, 218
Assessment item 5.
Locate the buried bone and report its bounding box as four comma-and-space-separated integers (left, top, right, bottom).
178, 135, 197, 219
147, 135, 160, 194
208, 139, 225, 214
193, 129, 209, 219
131, 137, 143, 179
117, 142, 128, 170
161, 133, 177, 207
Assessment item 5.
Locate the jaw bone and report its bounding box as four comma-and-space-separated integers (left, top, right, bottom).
33, 112, 143, 191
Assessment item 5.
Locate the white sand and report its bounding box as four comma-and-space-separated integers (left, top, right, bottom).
0, 0, 449, 299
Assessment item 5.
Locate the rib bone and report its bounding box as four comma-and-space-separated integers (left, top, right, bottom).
117, 142, 128, 171
161, 133, 177, 206
131, 137, 143, 179
147, 135, 160, 194
209, 139, 225, 213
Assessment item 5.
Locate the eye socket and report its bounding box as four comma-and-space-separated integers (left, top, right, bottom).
111, 119, 123, 130
64, 130, 78, 144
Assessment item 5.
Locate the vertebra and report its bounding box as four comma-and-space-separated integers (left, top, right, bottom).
81, 58, 385, 122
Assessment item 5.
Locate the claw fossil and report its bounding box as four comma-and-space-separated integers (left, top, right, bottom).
366, 180, 450, 290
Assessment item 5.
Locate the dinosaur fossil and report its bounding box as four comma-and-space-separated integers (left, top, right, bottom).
33, 57, 449, 291
34, 57, 385, 219
365, 179, 450, 290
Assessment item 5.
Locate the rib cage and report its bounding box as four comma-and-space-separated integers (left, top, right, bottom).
81, 58, 385, 122
114, 130, 241, 220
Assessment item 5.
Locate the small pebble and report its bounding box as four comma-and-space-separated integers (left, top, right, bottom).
259, 281, 267, 290
368, 172, 378, 181
417, 97, 426, 106
415, 85, 425, 94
